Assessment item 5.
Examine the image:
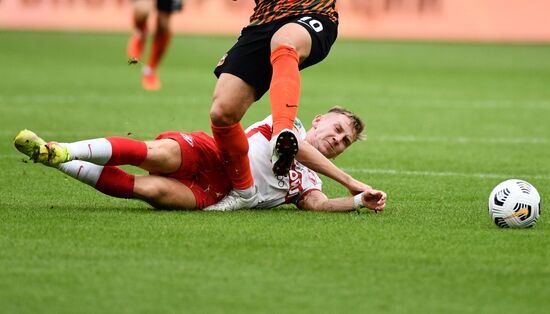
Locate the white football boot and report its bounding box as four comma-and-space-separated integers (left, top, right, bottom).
203, 187, 259, 211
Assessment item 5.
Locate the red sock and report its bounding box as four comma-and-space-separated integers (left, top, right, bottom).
211, 123, 254, 190
95, 166, 135, 199
105, 137, 148, 166
148, 31, 172, 69
270, 45, 300, 135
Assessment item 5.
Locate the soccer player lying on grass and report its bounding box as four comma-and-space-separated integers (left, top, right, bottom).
13, 107, 386, 212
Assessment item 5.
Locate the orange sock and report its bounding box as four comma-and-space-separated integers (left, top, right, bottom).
211, 122, 254, 190
270, 45, 300, 136
128, 24, 147, 60
148, 31, 172, 69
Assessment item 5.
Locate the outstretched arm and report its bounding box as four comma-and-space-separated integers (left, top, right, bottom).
298, 188, 387, 212
296, 139, 371, 195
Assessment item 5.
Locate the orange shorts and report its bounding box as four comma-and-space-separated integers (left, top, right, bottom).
154, 131, 232, 209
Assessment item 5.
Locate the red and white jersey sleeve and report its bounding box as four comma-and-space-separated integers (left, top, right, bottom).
245, 116, 323, 208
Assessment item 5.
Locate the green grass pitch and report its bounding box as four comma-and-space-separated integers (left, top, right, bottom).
1, 31, 549, 313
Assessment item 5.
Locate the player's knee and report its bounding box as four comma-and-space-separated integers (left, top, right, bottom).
156, 26, 170, 35
271, 40, 298, 54
270, 42, 306, 65
271, 25, 312, 60
134, 179, 160, 200
142, 140, 181, 173
210, 99, 241, 126
271, 36, 296, 50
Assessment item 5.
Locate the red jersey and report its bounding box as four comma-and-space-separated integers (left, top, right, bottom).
249, 0, 338, 26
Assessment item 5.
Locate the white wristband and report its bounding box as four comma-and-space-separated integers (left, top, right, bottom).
354, 193, 365, 209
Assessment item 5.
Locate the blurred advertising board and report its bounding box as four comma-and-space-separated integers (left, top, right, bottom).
1, 0, 549, 42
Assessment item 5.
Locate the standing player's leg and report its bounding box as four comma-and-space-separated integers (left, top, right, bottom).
205, 73, 259, 211
268, 23, 312, 175
143, 11, 172, 90
142, 0, 182, 90
128, 0, 153, 60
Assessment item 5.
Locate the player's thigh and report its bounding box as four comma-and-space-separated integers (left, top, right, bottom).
210, 73, 256, 126
271, 23, 312, 63
133, 0, 153, 16
156, 12, 172, 32
284, 15, 338, 70
134, 175, 196, 209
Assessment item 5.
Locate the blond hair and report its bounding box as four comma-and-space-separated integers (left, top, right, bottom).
327, 106, 366, 141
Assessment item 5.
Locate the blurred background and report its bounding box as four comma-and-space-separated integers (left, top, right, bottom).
1, 0, 550, 42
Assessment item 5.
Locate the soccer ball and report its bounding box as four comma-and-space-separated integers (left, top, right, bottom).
488, 179, 541, 228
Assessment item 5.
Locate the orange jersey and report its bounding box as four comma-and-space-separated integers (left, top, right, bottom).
249, 0, 338, 26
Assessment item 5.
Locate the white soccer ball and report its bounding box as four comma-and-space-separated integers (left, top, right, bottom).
488, 179, 541, 228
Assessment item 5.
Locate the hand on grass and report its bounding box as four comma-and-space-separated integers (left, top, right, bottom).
362, 189, 387, 213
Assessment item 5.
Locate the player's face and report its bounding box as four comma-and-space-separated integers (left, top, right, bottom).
309, 112, 356, 159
